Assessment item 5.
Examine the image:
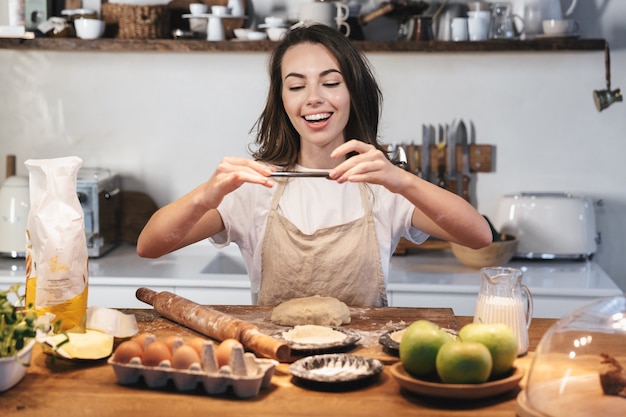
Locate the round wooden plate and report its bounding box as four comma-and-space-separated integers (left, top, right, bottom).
390, 362, 524, 400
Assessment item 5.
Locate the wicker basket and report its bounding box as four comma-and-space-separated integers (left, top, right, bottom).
102, 3, 171, 39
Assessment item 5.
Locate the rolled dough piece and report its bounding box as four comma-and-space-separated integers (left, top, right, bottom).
271, 295, 351, 326
282, 325, 347, 344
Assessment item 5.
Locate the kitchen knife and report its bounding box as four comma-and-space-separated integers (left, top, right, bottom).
421, 124, 431, 182
447, 120, 458, 194
436, 125, 447, 189
455, 120, 468, 197
459, 120, 472, 202
406, 143, 417, 175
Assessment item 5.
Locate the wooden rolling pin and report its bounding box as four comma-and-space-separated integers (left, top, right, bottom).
136, 288, 290, 362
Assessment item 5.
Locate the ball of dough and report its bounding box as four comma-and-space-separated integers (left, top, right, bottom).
271, 295, 351, 326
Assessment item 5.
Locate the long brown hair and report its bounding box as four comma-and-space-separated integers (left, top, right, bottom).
251, 25, 385, 169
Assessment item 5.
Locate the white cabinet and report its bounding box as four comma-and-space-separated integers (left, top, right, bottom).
174, 287, 252, 306
87, 284, 252, 308
1, 245, 621, 317
388, 290, 478, 316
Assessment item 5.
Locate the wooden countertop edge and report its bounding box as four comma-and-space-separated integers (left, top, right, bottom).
0, 37, 606, 53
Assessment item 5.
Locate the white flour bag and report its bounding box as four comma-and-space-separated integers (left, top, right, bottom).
25, 156, 89, 333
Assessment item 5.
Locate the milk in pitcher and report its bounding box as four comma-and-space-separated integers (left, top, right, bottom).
473, 267, 533, 355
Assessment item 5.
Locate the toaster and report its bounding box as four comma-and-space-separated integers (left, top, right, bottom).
77, 168, 121, 258
494, 192, 598, 260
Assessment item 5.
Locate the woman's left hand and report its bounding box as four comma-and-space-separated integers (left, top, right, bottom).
329, 140, 408, 192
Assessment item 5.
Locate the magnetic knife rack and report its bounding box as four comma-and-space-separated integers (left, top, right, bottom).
397, 143, 496, 200
401, 143, 495, 174
393, 142, 496, 254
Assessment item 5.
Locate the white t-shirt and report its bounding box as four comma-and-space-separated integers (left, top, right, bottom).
210, 170, 428, 296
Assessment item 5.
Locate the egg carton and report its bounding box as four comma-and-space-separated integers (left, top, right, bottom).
108, 338, 277, 399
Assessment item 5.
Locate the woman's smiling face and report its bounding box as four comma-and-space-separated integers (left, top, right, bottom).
281, 42, 351, 156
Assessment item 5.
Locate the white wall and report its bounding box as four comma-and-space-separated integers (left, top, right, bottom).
1, 0, 625, 290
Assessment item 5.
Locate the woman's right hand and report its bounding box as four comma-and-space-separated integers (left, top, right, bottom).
137, 157, 275, 258
201, 157, 276, 209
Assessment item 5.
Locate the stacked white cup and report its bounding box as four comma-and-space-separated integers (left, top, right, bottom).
467, 10, 490, 41
451, 17, 468, 41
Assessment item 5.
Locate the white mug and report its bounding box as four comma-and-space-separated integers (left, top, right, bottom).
189, 2, 208, 15
211, 5, 229, 16
467, 12, 490, 41
297, 1, 350, 36
450, 17, 468, 41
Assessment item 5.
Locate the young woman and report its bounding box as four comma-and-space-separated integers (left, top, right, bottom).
137, 25, 492, 306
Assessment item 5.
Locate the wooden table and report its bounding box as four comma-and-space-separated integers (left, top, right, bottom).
0, 306, 555, 417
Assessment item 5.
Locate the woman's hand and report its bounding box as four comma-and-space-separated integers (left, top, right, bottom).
328, 140, 409, 192
137, 157, 275, 258
328, 140, 492, 250
203, 157, 276, 209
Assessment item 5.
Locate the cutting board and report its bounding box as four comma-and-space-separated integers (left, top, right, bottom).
123, 305, 459, 364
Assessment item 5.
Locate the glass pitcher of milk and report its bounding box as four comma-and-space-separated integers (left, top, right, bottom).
473, 267, 533, 355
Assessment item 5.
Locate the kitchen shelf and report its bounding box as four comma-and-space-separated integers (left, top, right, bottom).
0, 37, 606, 53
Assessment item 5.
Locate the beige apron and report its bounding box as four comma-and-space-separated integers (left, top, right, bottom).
258, 180, 387, 307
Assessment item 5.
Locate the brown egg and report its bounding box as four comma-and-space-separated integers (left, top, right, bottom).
142, 341, 172, 367
215, 338, 243, 368
132, 332, 151, 349
163, 335, 183, 353
187, 337, 210, 357
171, 345, 201, 369
112, 340, 143, 364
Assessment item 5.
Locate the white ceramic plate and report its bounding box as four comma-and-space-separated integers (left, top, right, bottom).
289, 354, 384, 384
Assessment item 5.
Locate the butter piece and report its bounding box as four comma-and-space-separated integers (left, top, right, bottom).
48, 329, 114, 360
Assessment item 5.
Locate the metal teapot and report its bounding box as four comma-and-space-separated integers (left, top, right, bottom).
512, 0, 578, 19
541, 0, 578, 20
512, 0, 578, 37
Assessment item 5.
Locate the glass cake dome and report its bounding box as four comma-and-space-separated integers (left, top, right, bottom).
517, 296, 626, 417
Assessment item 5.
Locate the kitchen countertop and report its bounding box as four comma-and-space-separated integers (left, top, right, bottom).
0, 243, 621, 317
389, 249, 621, 298
0, 306, 557, 417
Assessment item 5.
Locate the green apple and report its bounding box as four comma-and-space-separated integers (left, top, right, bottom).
458, 323, 518, 377
399, 320, 454, 377
435, 341, 493, 384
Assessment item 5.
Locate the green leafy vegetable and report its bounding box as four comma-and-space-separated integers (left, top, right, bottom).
0, 283, 63, 359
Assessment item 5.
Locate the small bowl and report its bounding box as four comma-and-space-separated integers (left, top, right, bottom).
450, 234, 518, 269
266, 27, 287, 41
233, 28, 251, 40
0, 340, 35, 392
74, 18, 105, 39
246, 31, 267, 41
264, 16, 286, 27
542, 19, 576, 35
189, 2, 208, 15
